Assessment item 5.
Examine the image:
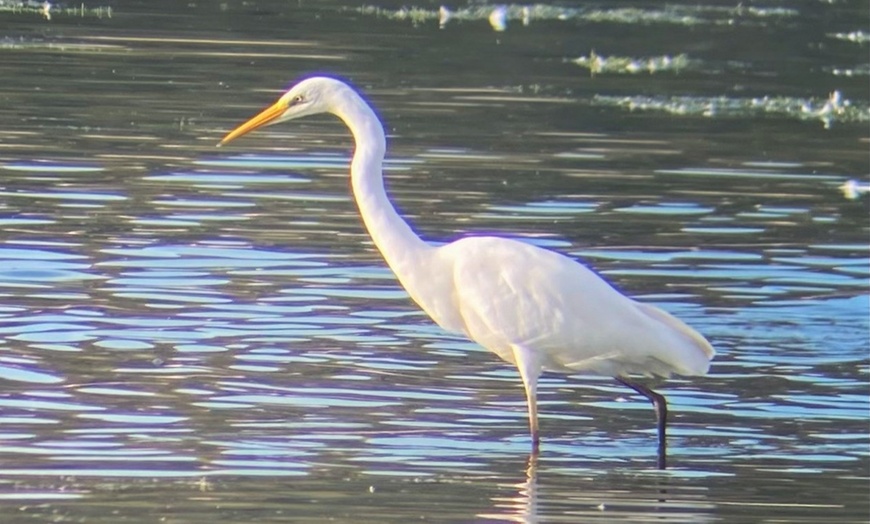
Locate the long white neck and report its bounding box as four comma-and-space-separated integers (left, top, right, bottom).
331, 89, 433, 289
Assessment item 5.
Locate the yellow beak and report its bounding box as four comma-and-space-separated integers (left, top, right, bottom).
219, 99, 286, 146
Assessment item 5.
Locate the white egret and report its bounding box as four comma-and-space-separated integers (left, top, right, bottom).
438, 5, 451, 29
488, 6, 508, 31
220, 76, 715, 469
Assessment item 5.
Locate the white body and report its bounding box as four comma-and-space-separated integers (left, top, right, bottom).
220, 77, 715, 449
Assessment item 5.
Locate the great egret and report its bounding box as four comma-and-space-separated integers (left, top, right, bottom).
220, 76, 715, 469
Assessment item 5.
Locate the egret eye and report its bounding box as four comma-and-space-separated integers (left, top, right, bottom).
290, 95, 304, 106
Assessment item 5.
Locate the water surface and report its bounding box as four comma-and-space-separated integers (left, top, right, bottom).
0, 1, 868, 522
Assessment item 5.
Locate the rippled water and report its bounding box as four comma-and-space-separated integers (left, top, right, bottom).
0, 0, 868, 522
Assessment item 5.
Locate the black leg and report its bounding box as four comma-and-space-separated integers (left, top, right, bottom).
616, 377, 668, 470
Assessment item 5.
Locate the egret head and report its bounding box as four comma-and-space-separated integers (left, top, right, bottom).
219, 76, 349, 146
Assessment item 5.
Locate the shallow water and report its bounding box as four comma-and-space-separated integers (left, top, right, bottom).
0, 1, 868, 522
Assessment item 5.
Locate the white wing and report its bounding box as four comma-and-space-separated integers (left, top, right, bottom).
434, 236, 713, 378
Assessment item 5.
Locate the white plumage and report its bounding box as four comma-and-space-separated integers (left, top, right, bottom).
220, 76, 715, 468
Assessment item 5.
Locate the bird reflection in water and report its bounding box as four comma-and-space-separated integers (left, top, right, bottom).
478, 455, 539, 523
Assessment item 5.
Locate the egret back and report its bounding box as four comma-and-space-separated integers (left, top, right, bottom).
431, 236, 714, 378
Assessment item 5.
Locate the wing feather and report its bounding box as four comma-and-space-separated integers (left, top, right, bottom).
440, 236, 714, 377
